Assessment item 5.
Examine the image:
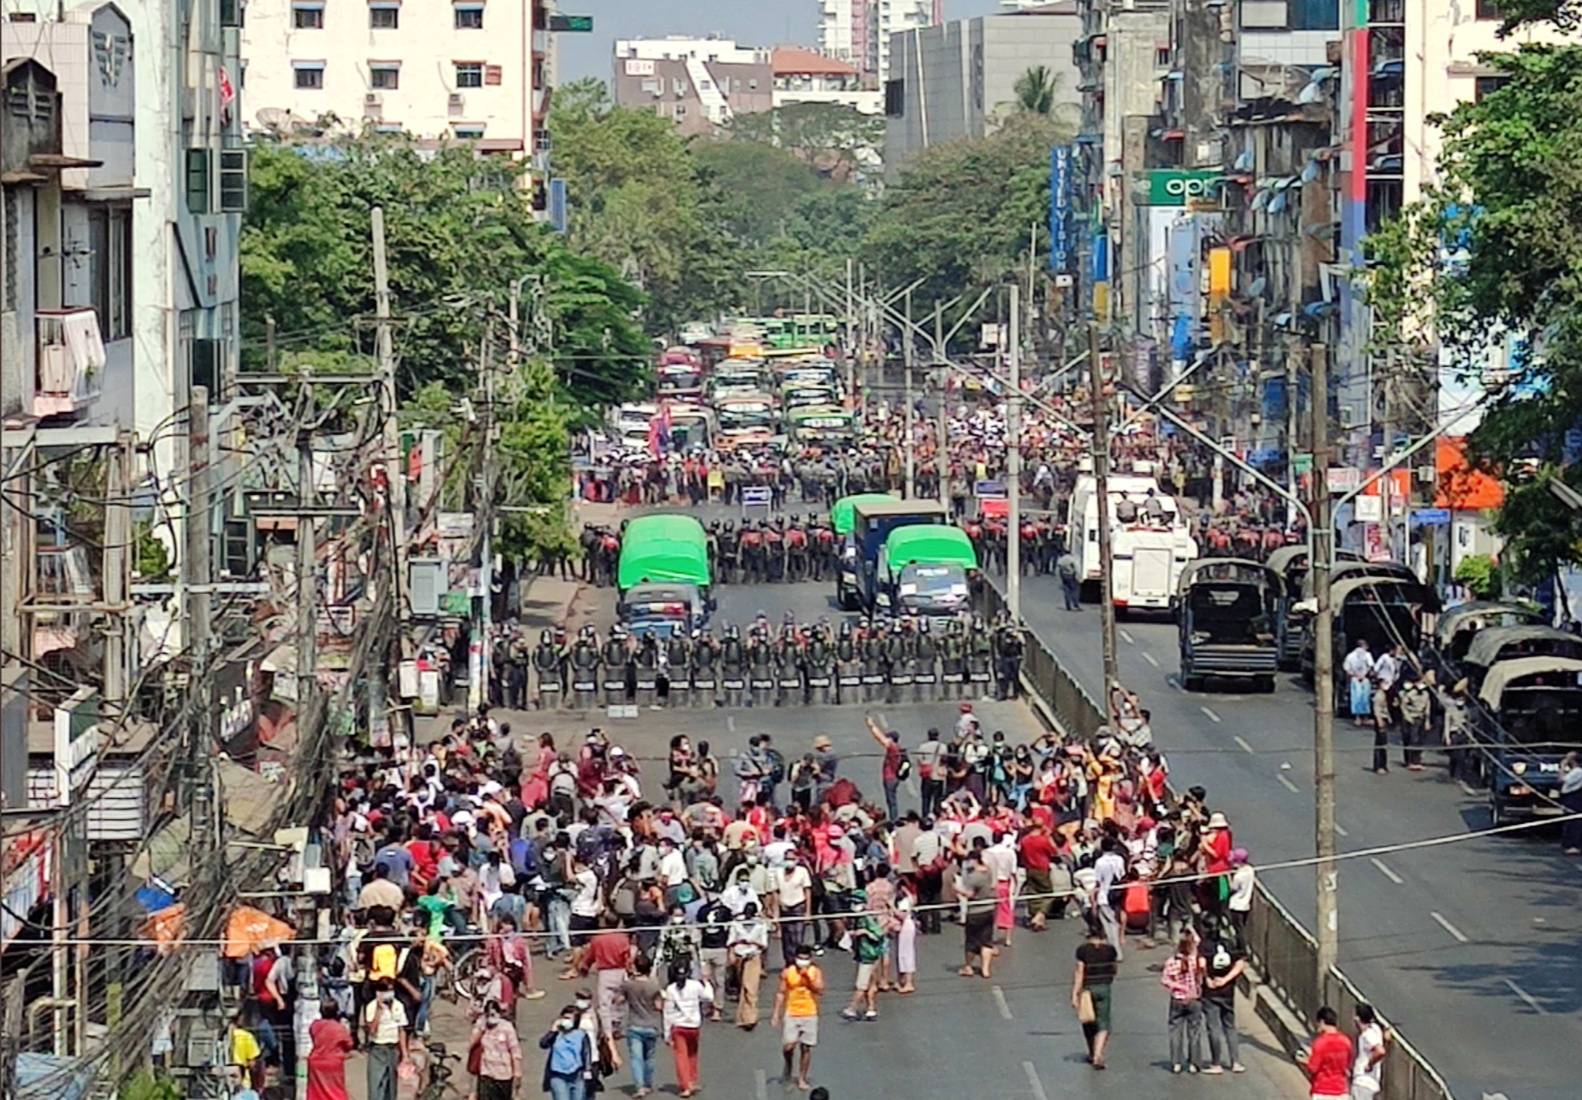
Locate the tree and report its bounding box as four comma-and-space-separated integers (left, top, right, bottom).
692, 139, 828, 246
1013, 65, 1057, 115
864, 113, 1072, 310
1369, 32, 1582, 581
726, 102, 884, 182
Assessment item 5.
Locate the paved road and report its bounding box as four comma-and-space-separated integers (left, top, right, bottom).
996, 564, 1582, 1100
404, 689, 1308, 1100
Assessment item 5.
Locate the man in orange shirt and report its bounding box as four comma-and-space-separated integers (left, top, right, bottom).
771, 944, 824, 1091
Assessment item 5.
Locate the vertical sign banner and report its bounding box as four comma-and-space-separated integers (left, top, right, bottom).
1049, 146, 1071, 272
1208, 246, 1231, 344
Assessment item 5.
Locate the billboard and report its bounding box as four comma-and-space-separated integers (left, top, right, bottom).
1146, 169, 1221, 207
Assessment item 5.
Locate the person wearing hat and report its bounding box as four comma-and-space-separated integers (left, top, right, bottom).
1398, 670, 1433, 772
839, 887, 886, 1021
1226, 849, 1255, 940
1200, 812, 1233, 913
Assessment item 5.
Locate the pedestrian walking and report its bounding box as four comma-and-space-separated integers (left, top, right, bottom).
1058, 550, 1081, 610
1301, 1006, 1354, 1100
1019, 819, 1059, 931
619, 955, 664, 1098
957, 842, 998, 978
840, 887, 885, 1021
1071, 924, 1117, 1069
362, 980, 408, 1100
1162, 933, 1206, 1073
469, 1001, 522, 1100
1351, 1003, 1388, 1100
1200, 928, 1246, 1074
536, 1004, 592, 1100
1398, 673, 1432, 771
893, 889, 918, 994
772, 944, 824, 1091
305, 1001, 353, 1100
728, 902, 770, 1029
661, 961, 713, 1098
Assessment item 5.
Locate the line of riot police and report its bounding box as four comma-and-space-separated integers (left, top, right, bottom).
518, 611, 1027, 710
577, 516, 844, 587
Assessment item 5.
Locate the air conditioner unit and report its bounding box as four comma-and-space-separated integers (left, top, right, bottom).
365, 92, 381, 105
449, 92, 465, 108
1481, 368, 1512, 389
1414, 465, 1436, 483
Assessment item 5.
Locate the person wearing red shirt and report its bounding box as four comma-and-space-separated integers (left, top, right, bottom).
1200, 811, 1233, 911
1303, 1006, 1354, 1099
406, 825, 439, 892
1018, 823, 1059, 930
583, 917, 633, 1058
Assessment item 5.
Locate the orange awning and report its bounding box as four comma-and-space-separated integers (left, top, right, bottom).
222, 905, 297, 958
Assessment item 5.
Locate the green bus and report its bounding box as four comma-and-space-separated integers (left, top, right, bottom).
787, 404, 855, 446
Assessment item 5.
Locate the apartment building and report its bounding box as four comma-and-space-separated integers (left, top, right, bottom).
240, 0, 554, 155
771, 46, 881, 114
819, 0, 942, 87
611, 36, 772, 135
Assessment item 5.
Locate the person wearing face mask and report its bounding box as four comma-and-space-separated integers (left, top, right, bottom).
362, 979, 408, 1100
771, 945, 824, 1091
536, 1004, 592, 1100
661, 960, 714, 1098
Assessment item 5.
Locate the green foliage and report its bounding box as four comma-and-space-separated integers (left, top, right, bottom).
241, 132, 644, 409
1454, 552, 1503, 598
1377, 40, 1582, 576
122, 1070, 182, 1100
1013, 65, 1058, 115
134, 518, 172, 582
725, 102, 884, 182
864, 113, 1071, 311
1491, 0, 1582, 32
692, 139, 828, 246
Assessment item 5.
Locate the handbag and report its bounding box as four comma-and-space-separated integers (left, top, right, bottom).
466, 1036, 484, 1076
1077, 990, 1096, 1025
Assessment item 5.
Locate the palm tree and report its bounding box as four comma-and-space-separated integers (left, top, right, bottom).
1013, 65, 1057, 115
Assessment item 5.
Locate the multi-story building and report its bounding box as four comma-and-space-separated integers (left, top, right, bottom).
818, 0, 870, 72
884, 2, 1081, 177
771, 46, 881, 114
611, 36, 772, 135
819, 0, 941, 87
239, 0, 554, 157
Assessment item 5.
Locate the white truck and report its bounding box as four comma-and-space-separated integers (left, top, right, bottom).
1066, 474, 1198, 612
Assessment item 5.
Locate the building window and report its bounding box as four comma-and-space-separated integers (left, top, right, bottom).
1474, 74, 1508, 100
1155, 46, 1171, 67
369, 4, 399, 29
370, 65, 399, 89
218, 149, 249, 212
294, 63, 325, 89
1288, 0, 1340, 30
453, 124, 485, 139
454, 3, 483, 29
190, 337, 221, 399
185, 148, 210, 213
885, 78, 904, 117
88, 207, 132, 341
1475, 0, 1502, 17
748, 78, 758, 90
455, 61, 484, 88
292, 4, 323, 28
220, 0, 243, 27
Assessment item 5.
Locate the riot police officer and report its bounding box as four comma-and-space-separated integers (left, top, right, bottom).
914, 618, 940, 702
861, 617, 887, 703
634, 631, 662, 709
720, 624, 747, 708
664, 628, 693, 709
601, 625, 631, 706
993, 615, 1025, 701
747, 624, 775, 708
532, 628, 565, 709
773, 624, 804, 706
967, 615, 994, 697
940, 618, 967, 700
569, 625, 600, 709
805, 622, 835, 705
691, 627, 720, 708
718, 521, 740, 585
886, 620, 913, 705
835, 620, 861, 705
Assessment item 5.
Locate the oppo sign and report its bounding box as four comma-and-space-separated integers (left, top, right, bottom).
1147, 170, 1220, 207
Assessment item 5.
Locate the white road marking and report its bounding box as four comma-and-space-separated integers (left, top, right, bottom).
992, 984, 1013, 1020
1200, 706, 1222, 723
1277, 774, 1301, 793
1167, 676, 1184, 690
755, 1068, 769, 1100
1504, 978, 1546, 1014
1120, 629, 1136, 645
1141, 651, 1160, 667
1022, 1061, 1051, 1100
1334, 823, 1350, 838
727, 715, 736, 733
1431, 911, 1469, 943
1233, 735, 1254, 754
1370, 858, 1404, 885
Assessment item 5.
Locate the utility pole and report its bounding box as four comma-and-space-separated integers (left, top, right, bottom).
845, 258, 856, 401
371, 206, 404, 748
935, 300, 949, 513
1310, 343, 1339, 986
904, 288, 915, 498
292, 393, 320, 1100
1089, 322, 1119, 693
102, 431, 132, 723
1006, 285, 1022, 620
470, 328, 496, 712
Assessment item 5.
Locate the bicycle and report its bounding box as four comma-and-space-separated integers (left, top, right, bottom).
418, 1040, 464, 1100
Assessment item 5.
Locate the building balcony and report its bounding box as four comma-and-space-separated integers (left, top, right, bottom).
33, 310, 105, 419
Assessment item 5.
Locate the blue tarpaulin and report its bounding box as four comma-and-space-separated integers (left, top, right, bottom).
16, 1053, 93, 1100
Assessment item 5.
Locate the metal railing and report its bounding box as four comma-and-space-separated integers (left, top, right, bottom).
978, 573, 1455, 1100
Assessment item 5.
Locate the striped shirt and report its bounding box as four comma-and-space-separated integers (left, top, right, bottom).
1161, 954, 1202, 1002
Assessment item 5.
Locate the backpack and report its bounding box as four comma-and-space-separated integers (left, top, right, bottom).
895, 751, 913, 782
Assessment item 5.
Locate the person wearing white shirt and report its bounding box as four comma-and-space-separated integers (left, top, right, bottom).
1342, 640, 1375, 726
1351, 1003, 1387, 1098
657, 838, 689, 895
1093, 839, 1128, 958
776, 859, 813, 964
662, 969, 714, 1096
727, 903, 771, 1029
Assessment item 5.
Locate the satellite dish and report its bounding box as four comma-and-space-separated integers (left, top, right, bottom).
256, 107, 293, 130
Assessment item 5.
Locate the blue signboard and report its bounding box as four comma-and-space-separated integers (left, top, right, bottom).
548, 178, 568, 234
1410, 508, 1451, 528
1049, 146, 1071, 272
1091, 229, 1109, 282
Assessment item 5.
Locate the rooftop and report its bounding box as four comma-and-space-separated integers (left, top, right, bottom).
771, 46, 858, 77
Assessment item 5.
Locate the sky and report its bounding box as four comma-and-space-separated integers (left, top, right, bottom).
557, 0, 1009, 84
